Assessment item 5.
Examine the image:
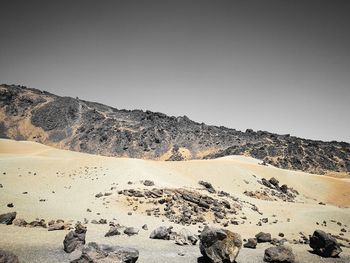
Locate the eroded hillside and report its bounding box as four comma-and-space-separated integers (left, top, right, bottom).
0, 84, 349, 175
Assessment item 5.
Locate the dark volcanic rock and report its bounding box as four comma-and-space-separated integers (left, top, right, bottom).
199, 226, 242, 263
69, 242, 139, 263
198, 181, 216, 193
309, 230, 342, 257
63, 223, 87, 253
0, 248, 19, 263
0, 212, 16, 225
143, 180, 154, 186
243, 238, 257, 249
255, 232, 272, 243
105, 226, 121, 237
124, 227, 139, 236
31, 96, 79, 131
264, 245, 295, 263
1, 84, 349, 175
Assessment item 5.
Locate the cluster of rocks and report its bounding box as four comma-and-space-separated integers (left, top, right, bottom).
253, 177, 299, 202
63, 223, 139, 263
11, 217, 72, 231
243, 190, 274, 201
118, 187, 244, 226
105, 225, 140, 237
62, 225, 345, 263
0, 212, 70, 231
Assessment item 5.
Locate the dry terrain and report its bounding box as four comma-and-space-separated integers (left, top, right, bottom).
0, 139, 349, 262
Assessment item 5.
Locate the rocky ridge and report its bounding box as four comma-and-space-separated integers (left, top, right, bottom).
1, 84, 349, 175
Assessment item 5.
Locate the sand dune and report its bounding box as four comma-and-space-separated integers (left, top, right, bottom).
0, 139, 349, 262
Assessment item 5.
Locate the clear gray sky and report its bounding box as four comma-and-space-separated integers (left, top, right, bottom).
1, 0, 349, 142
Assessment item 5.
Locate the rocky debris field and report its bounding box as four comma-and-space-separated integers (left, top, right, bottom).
244, 177, 299, 202
117, 186, 263, 227
1, 210, 349, 263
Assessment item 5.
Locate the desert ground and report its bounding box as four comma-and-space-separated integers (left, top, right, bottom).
0, 138, 349, 262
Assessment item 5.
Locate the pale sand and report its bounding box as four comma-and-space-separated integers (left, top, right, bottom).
0, 139, 349, 262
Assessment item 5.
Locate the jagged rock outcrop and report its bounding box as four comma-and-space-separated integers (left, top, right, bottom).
1, 84, 349, 175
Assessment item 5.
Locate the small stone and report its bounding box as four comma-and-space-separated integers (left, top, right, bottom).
95, 192, 103, 198
243, 238, 257, 249
255, 232, 272, 243
124, 227, 139, 236
105, 226, 121, 237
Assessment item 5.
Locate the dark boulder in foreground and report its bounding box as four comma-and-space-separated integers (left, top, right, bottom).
69, 242, 139, 263
0, 212, 16, 225
309, 230, 342, 257
64, 223, 87, 253
0, 249, 19, 263
199, 226, 242, 263
264, 245, 295, 263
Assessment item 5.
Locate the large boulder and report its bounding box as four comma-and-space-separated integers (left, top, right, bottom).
64, 223, 87, 253
149, 226, 171, 240
0, 249, 19, 263
199, 226, 242, 263
309, 230, 342, 257
264, 245, 295, 263
0, 212, 16, 225
70, 242, 139, 263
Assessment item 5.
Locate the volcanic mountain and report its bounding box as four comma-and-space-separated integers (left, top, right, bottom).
0, 84, 349, 176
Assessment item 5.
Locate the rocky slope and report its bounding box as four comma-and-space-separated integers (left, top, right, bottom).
0, 84, 349, 175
